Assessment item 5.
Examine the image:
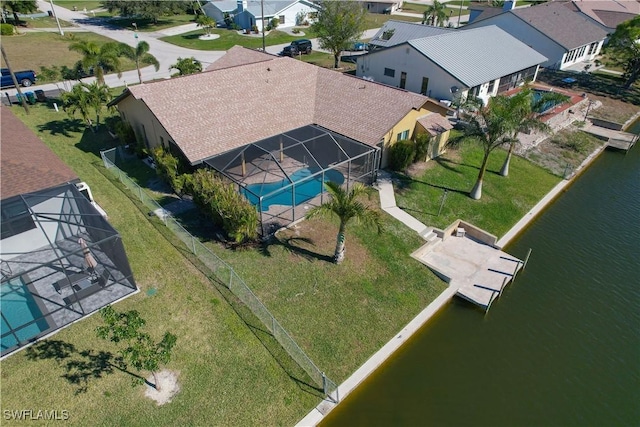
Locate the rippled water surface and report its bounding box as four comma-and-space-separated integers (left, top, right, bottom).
322, 129, 640, 426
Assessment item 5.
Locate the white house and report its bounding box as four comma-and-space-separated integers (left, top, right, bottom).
203, 0, 318, 31
359, 0, 404, 14
464, 1, 608, 71
357, 25, 548, 105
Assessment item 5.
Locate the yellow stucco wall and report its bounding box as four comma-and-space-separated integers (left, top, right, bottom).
117, 94, 172, 154
379, 104, 451, 167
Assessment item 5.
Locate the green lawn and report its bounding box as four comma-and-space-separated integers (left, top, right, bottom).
0, 32, 137, 81
53, 1, 103, 13
1, 89, 573, 425
364, 13, 422, 29
160, 28, 307, 50
0, 102, 318, 426
393, 140, 562, 238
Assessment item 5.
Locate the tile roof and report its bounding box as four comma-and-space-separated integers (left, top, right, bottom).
369, 20, 452, 49
417, 112, 453, 136
511, 1, 609, 49
122, 50, 433, 164
1, 107, 78, 200
410, 25, 548, 88
205, 46, 277, 71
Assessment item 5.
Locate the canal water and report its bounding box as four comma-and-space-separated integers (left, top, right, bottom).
321, 123, 640, 426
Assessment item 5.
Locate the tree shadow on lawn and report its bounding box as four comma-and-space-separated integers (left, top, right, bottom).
37, 117, 86, 139
261, 235, 334, 263
25, 340, 149, 395
393, 172, 469, 197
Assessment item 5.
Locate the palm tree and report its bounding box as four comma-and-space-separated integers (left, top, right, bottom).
83, 81, 112, 127
61, 84, 92, 130
169, 57, 202, 76
306, 181, 383, 264
462, 96, 515, 200
61, 82, 111, 131
196, 14, 216, 36
118, 41, 160, 84
497, 86, 567, 176
423, 0, 448, 27
68, 40, 123, 84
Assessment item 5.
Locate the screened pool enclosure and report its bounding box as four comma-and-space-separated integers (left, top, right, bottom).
0, 183, 137, 358
204, 125, 380, 235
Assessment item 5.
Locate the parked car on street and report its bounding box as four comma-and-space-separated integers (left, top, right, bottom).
290, 39, 312, 54
280, 45, 300, 57
1, 68, 37, 88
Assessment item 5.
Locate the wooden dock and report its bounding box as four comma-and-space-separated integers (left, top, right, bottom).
584, 124, 638, 152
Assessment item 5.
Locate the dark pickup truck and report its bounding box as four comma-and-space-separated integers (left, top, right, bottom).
1, 68, 37, 88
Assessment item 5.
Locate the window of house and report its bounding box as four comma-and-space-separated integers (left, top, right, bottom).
384, 67, 395, 77
488, 79, 496, 93
421, 77, 429, 95
279, 15, 285, 24
381, 29, 395, 40
400, 71, 407, 89
1, 198, 36, 240
396, 130, 409, 141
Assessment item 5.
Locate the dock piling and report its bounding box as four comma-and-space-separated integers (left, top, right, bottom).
523, 248, 532, 269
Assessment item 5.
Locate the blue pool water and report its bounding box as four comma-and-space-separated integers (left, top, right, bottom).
242, 168, 345, 211
533, 89, 563, 113
1, 277, 49, 353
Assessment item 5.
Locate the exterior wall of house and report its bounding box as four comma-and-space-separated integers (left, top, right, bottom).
116, 96, 173, 155
465, 14, 567, 69
236, 1, 317, 30
357, 45, 466, 104
559, 40, 602, 70
363, 1, 400, 14
378, 107, 445, 167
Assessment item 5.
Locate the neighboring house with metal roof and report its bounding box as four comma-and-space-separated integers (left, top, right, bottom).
109, 46, 452, 169
356, 25, 548, 105
368, 20, 452, 50
203, 0, 318, 31
0, 107, 137, 358
463, 1, 609, 70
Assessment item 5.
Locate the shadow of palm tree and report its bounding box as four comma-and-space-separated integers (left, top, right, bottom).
394, 173, 468, 196
37, 117, 85, 138
261, 235, 333, 263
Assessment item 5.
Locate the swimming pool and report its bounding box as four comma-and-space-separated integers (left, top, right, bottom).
533, 89, 564, 113
242, 168, 345, 211
1, 276, 49, 354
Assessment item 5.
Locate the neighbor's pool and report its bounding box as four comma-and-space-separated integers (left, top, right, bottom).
1, 276, 49, 354
242, 168, 345, 211
533, 89, 564, 113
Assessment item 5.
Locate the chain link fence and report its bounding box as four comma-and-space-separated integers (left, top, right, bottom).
101, 148, 338, 402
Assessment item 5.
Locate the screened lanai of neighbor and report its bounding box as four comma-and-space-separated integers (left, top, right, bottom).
1, 183, 137, 358
204, 125, 380, 235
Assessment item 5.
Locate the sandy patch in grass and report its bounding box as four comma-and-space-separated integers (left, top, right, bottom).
144, 370, 180, 405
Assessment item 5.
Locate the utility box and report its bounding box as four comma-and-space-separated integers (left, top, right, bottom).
34, 89, 46, 102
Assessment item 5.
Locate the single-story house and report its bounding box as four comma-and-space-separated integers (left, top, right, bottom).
463, 1, 608, 70
111, 45, 452, 169
359, 0, 404, 14
203, 0, 318, 31
0, 107, 137, 358
357, 25, 548, 105
367, 20, 452, 51
109, 46, 453, 231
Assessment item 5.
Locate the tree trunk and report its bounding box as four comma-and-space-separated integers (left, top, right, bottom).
623, 66, 639, 90
334, 222, 346, 264
152, 371, 160, 391
136, 59, 143, 84
500, 142, 515, 177
13, 11, 19, 27
470, 150, 491, 200
333, 53, 339, 69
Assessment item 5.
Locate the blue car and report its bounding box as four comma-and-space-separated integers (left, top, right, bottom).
351, 41, 369, 51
